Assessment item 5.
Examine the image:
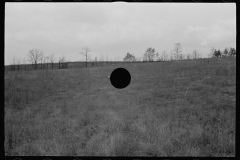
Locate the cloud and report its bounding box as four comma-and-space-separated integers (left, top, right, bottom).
5, 3, 236, 64
178, 17, 236, 52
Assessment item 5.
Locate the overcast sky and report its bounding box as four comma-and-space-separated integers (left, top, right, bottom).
5, 2, 236, 65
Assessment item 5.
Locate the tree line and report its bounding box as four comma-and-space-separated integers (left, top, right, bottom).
123, 43, 236, 62
210, 47, 236, 58
8, 47, 117, 71
8, 44, 236, 71
9, 49, 68, 71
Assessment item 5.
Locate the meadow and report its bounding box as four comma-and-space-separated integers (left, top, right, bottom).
4, 57, 236, 156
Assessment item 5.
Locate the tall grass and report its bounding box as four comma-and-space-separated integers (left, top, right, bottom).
5, 57, 235, 156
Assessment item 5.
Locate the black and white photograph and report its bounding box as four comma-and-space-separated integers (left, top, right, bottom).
4, 2, 236, 156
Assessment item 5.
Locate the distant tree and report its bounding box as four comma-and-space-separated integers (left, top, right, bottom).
11, 57, 17, 71
99, 53, 104, 62
22, 58, 27, 70
58, 56, 67, 69
179, 53, 185, 60
162, 50, 167, 61
44, 56, 49, 69
80, 47, 91, 67
197, 51, 202, 59
187, 53, 191, 60
87, 54, 92, 62
160, 54, 163, 61
16, 58, 21, 70
192, 49, 199, 59
170, 51, 173, 61
213, 49, 221, 57
28, 49, 43, 70
208, 47, 216, 58
123, 52, 136, 62
156, 52, 159, 61
144, 47, 155, 62
229, 47, 236, 56
165, 53, 168, 61
173, 43, 182, 60
106, 53, 108, 62
49, 54, 56, 70
222, 47, 229, 57
39, 55, 44, 70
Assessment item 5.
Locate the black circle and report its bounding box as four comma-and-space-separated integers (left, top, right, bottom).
110, 68, 131, 89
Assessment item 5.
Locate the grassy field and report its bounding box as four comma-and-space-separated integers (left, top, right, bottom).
4, 57, 236, 156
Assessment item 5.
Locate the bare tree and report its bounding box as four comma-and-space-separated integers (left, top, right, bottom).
155, 52, 159, 61
99, 53, 104, 62
144, 47, 155, 62
160, 54, 164, 61
11, 57, 17, 71
40, 55, 44, 70
162, 50, 167, 61
170, 51, 173, 61
22, 58, 27, 70
16, 58, 21, 70
197, 51, 202, 59
49, 54, 56, 70
44, 56, 49, 69
28, 49, 43, 70
173, 43, 182, 60
58, 56, 67, 69
165, 53, 168, 61
179, 53, 183, 60
208, 47, 215, 58
192, 49, 199, 59
88, 54, 92, 61
80, 47, 91, 67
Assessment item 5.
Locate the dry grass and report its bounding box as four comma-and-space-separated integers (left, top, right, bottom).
5, 57, 235, 156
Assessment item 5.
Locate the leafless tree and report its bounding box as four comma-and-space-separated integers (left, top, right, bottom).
44, 56, 49, 69
11, 57, 17, 71
88, 54, 92, 61
208, 47, 215, 58
165, 54, 168, 61
170, 50, 173, 61
16, 58, 21, 70
99, 53, 104, 62
179, 53, 185, 60
173, 43, 182, 60
192, 49, 199, 59
144, 47, 155, 62
155, 52, 159, 61
49, 54, 56, 70
39, 55, 45, 70
197, 51, 202, 59
58, 56, 66, 69
28, 49, 43, 70
22, 58, 27, 70
187, 53, 191, 60
160, 54, 163, 61
162, 50, 168, 61
80, 47, 91, 67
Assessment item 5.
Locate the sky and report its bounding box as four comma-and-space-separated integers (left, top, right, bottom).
5, 2, 236, 65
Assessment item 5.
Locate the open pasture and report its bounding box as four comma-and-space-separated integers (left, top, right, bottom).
4, 57, 236, 156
